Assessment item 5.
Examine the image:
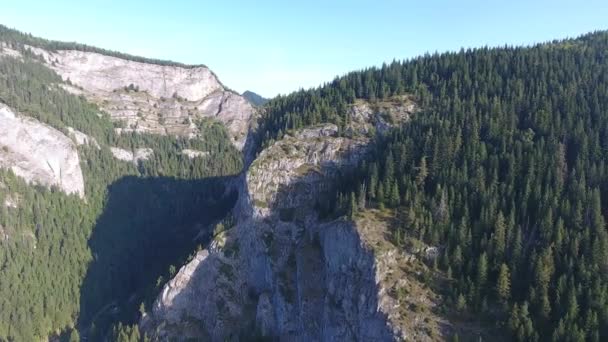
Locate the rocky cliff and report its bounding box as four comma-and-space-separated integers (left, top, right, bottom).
0, 103, 85, 197
27, 46, 254, 150
0, 42, 255, 196
141, 98, 444, 341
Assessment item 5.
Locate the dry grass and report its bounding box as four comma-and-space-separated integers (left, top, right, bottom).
353, 208, 501, 341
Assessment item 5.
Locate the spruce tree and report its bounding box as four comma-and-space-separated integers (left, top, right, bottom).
496, 263, 511, 304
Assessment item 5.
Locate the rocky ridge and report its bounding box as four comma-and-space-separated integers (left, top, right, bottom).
142, 98, 433, 341
0, 43, 256, 195
26, 46, 255, 150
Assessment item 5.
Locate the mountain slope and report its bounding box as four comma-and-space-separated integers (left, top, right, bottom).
0, 24, 255, 150
0, 103, 84, 196
146, 31, 608, 342
0, 25, 250, 341
2, 22, 608, 342
242, 90, 269, 106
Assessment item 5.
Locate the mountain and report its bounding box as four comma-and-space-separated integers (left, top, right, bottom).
242, 90, 269, 106
143, 31, 608, 341
0, 25, 254, 151
1, 22, 608, 342
0, 25, 251, 341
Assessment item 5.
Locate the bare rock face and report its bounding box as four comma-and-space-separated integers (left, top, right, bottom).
67, 127, 100, 149
247, 123, 367, 217
143, 100, 422, 341
28, 47, 255, 149
0, 103, 85, 197
346, 96, 416, 135
181, 149, 209, 159
110, 147, 154, 164
3, 193, 18, 209
46, 50, 222, 100
0, 42, 22, 59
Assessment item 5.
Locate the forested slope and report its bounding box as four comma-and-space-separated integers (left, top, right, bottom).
2, 23, 608, 341
0, 32, 243, 341
256, 31, 608, 341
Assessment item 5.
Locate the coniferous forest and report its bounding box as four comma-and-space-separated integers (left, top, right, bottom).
258, 31, 608, 341
1, 22, 608, 341
0, 29, 242, 341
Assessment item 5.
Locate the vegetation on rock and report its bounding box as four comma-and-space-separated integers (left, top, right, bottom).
260, 31, 608, 341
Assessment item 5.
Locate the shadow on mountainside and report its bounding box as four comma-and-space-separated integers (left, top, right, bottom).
257, 142, 399, 341
143, 134, 407, 341
77, 175, 238, 340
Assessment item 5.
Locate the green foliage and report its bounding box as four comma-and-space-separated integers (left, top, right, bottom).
263, 31, 608, 340
496, 263, 511, 304
0, 53, 115, 143
0, 37, 243, 341
109, 323, 146, 342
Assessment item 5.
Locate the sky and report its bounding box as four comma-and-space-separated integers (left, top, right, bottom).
1, 1, 607, 97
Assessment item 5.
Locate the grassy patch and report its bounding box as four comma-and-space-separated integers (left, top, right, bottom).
253, 199, 268, 208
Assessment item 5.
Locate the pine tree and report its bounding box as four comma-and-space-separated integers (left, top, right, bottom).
357, 183, 367, 209
496, 263, 511, 304
534, 248, 554, 319
349, 192, 357, 219
476, 253, 488, 297
416, 156, 428, 187
376, 182, 385, 209
456, 293, 467, 312
493, 211, 506, 263
389, 181, 400, 207
68, 329, 80, 342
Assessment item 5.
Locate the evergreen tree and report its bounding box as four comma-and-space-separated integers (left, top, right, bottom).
493, 211, 506, 263
416, 156, 428, 187
496, 263, 511, 304
476, 253, 488, 298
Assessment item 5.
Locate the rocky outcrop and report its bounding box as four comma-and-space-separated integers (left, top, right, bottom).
26, 47, 255, 149
0, 103, 85, 197
67, 127, 100, 149
43, 50, 222, 100
143, 98, 424, 340
247, 124, 367, 217
3, 193, 18, 208
346, 96, 416, 135
181, 149, 209, 159
0, 42, 22, 59
110, 147, 153, 164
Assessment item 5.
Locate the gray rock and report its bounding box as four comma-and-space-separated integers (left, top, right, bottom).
27, 46, 256, 150
67, 127, 100, 149
181, 149, 209, 159
110, 147, 154, 164
143, 119, 407, 341
0, 103, 85, 197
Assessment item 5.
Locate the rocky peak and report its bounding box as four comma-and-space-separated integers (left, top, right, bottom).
142, 98, 423, 341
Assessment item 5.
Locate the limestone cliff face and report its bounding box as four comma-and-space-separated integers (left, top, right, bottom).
0, 103, 85, 197
44, 50, 222, 100
27, 47, 255, 149
142, 99, 421, 341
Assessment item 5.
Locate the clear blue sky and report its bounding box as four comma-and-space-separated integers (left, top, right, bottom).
1, 1, 607, 97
